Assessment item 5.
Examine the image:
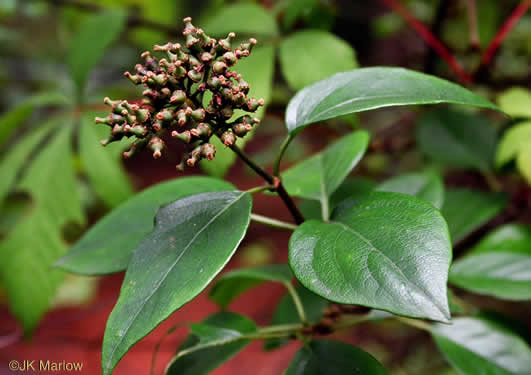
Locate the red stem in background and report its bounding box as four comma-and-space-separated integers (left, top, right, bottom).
380, 0, 472, 84
478, 0, 530, 68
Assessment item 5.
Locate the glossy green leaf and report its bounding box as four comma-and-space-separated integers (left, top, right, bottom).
167, 312, 256, 375
289, 192, 452, 322
376, 170, 445, 209
68, 9, 127, 92
201, 45, 274, 177
0, 92, 68, 147
56, 177, 234, 275
496, 121, 531, 167
432, 317, 531, 375
209, 264, 293, 308
298, 177, 376, 220
79, 114, 133, 207
450, 224, 531, 300
279, 30, 358, 91
102, 191, 252, 375
285, 340, 389, 375
440, 189, 507, 244
282, 131, 369, 220
0, 118, 59, 204
497, 87, 531, 118
265, 285, 329, 350
285, 67, 500, 134
416, 108, 498, 171
202, 3, 277, 37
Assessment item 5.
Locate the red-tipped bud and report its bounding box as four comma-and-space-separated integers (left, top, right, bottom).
170, 90, 186, 105
171, 130, 192, 143
196, 28, 214, 47
200, 143, 216, 160
223, 51, 237, 66
176, 110, 188, 126
213, 61, 227, 74
187, 68, 202, 82
221, 131, 236, 146
208, 76, 222, 90
241, 38, 257, 53
247, 98, 264, 112
129, 125, 147, 137
155, 108, 174, 122
148, 137, 165, 159
124, 71, 142, 84
221, 106, 233, 118
190, 108, 206, 121
190, 123, 212, 138
218, 32, 235, 51
200, 52, 214, 63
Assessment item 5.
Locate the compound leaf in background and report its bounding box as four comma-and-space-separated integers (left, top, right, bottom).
102, 191, 252, 375
496, 122, 531, 167
18, 122, 84, 229
289, 192, 452, 322
440, 189, 507, 244
279, 30, 358, 91
0, 209, 67, 335
68, 8, 127, 93
450, 224, 531, 300
201, 3, 277, 37
57, 177, 234, 275
0, 92, 68, 147
285, 67, 500, 134
79, 114, 133, 208
416, 108, 498, 172
497, 87, 531, 119
376, 170, 445, 209
285, 340, 389, 375
0, 117, 60, 204
209, 264, 293, 308
201, 45, 274, 177
432, 317, 531, 375
282, 131, 369, 220
0, 123, 81, 334
167, 312, 257, 375
265, 285, 329, 350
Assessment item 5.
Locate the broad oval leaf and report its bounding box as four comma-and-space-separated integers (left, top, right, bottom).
285, 340, 389, 375
102, 191, 252, 375
497, 87, 531, 119
282, 131, 369, 220
289, 192, 452, 322
209, 264, 293, 308
450, 224, 531, 300
432, 317, 531, 375
56, 177, 235, 275
376, 170, 444, 209
167, 312, 256, 375
279, 30, 358, 91
286, 67, 500, 134
440, 188, 507, 245
68, 9, 127, 92
416, 108, 498, 172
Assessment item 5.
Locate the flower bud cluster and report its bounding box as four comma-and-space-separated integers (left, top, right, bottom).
96, 17, 264, 170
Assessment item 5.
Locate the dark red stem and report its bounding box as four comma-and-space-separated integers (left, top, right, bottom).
380, 0, 472, 84
478, 0, 530, 68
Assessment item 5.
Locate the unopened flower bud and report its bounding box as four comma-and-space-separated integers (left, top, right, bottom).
233, 123, 251, 137
221, 130, 236, 146
170, 90, 186, 105
190, 123, 212, 138
124, 71, 141, 84
241, 38, 257, 53
208, 76, 222, 91
201, 143, 216, 160
190, 108, 206, 121
222, 106, 234, 118
129, 125, 147, 137
218, 32, 235, 51
223, 52, 237, 66
247, 98, 265, 112
187, 68, 202, 82
200, 52, 214, 63
171, 130, 192, 143
196, 28, 214, 47
149, 137, 165, 159
155, 108, 174, 122
213, 61, 227, 74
